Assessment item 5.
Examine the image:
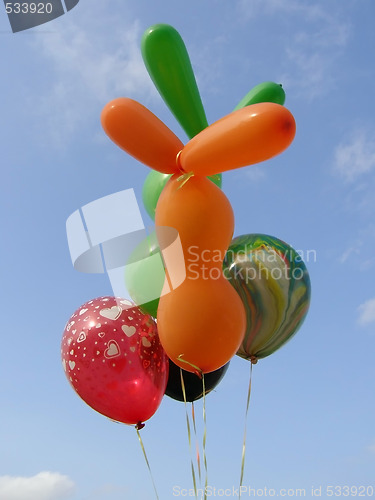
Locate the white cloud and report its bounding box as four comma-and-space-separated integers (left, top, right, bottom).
360, 257, 375, 272
334, 132, 375, 182
243, 165, 267, 182
238, 0, 350, 99
358, 298, 375, 326
0, 472, 74, 500
30, 5, 154, 146
36, 18, 149, 102
238, 0, 325, 21
336, 227, 375, 269
280, 20, 349, 99
339, 245, 360, 264
189, 35, 228, 105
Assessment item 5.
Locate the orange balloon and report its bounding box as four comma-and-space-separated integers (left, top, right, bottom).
156, 174, 234, 270
178, 102, 296, 177
155, 175, 246, 373
157, 277, 246, 374
101, 97, 183, 174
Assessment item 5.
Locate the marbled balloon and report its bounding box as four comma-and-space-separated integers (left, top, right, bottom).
223, 234, 311, 361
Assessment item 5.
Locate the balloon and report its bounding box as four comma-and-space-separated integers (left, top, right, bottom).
140, 23, 222, 221
142, 170, 222, 221
140, 79, 286, 220
101, 97, 182, 174
156, 175, 246, 374
178, 102, 296, 177
157, 277, 245, 374
234, 81, 286, 111
165, 360, 229, 402
141, 24, 208, 140
124, 232, 165, 318
156, 175, 234, 262
223, 234, 311, 360
61, 297, 169, 426
142, 171, 172, 221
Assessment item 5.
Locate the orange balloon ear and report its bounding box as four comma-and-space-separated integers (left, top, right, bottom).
178, 102, 296, 177
101, 97, 183, 174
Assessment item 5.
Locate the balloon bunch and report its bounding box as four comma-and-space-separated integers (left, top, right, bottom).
62, 23, 311, 435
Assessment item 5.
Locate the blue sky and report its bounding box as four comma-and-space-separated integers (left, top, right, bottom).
1, 0, 375, 498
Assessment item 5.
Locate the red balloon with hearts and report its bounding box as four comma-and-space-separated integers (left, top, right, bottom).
61, 296, 169, 426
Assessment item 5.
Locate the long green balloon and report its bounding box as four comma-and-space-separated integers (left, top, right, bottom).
141, 24, 208, 140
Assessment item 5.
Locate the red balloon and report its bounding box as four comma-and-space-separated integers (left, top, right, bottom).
61, 297, 169, 426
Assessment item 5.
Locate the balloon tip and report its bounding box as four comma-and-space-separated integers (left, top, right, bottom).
135, 421, 145, 430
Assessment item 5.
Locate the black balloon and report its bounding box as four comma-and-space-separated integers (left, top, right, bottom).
165, 360, 229, 402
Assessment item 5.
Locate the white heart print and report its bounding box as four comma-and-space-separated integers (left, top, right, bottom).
142, 337, 151, 347
122, 325, 136, 337
100, 306, 122, 321
104, 340, 120, 359
77, 332, 86, 343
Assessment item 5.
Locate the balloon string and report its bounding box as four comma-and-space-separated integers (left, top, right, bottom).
135, 426, 160, 500
176, 171, 194, 189
191, 402, 202, 484
239, 361, 254, 498
202, 374, 208, 500
180, 369, 198, 499
177, 355, 201, 376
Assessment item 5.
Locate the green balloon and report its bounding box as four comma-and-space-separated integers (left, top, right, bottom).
124, 233, 165, 318
141, 24, 208, 139
142, 171, 222, 221
142, 171, 171, 221
233, 81, 286, 111
207, 173, 222, 189
223, 234, 310, 361
141, 24, 224, 221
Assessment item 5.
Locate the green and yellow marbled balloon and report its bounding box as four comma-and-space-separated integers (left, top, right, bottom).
223, 234, 311, 361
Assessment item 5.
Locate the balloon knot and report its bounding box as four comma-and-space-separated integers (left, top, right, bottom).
177, 354, 202, 375
249, 355, 258, 365
135, 421, 145, 430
